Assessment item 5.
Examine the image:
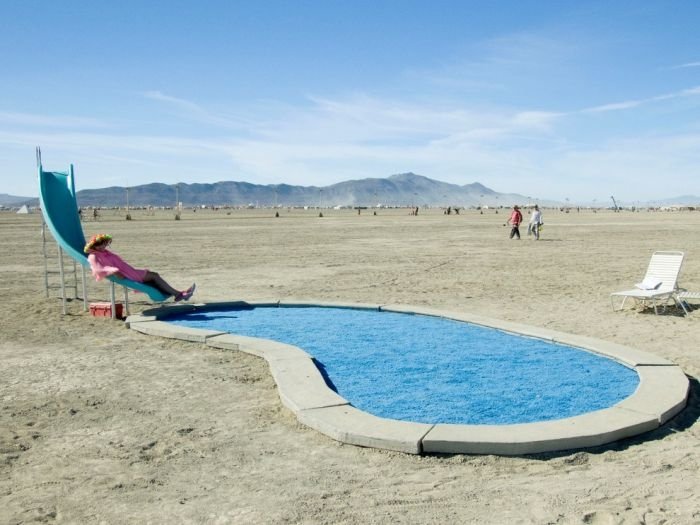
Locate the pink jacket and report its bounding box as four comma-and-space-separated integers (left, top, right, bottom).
87, 249, 148, 282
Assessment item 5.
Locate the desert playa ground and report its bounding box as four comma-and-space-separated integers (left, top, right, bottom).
1, 207, 699, 524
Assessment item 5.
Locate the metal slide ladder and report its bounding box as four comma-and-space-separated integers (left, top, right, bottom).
41, 217, 88, 314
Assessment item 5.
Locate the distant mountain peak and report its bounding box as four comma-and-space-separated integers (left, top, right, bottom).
388, 172, 423, 180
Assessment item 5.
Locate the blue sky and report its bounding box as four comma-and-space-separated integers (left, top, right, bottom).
1, 1, 699, 203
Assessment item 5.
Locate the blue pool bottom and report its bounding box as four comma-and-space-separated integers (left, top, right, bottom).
169, 306, 639, 425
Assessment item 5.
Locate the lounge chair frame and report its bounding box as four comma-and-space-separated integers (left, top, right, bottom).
610, 251, 687, 315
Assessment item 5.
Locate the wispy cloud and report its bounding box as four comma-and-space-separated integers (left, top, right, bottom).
0, 111, 107, 128
143, 91, 204, 113
671, 61, 700, 69
581, 85, 700, 114
582, 100, 643, 113
415, 32, 577, 95
213, 88, 700, 199
143, 90, 254, 129
256, 95, 564, 149
0, 130, 229, 165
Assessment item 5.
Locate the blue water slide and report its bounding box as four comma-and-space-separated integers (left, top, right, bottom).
38, 163, 169, 302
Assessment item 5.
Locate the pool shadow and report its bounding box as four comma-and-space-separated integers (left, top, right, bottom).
313, 359, 340, 393
174, 313, 241, 321
431, 375, 700, 460
528, 375, 700, 460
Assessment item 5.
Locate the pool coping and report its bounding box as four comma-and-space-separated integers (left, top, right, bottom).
126, 300, 689, 456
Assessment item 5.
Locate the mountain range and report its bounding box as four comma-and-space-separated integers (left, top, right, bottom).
5, 173, 546, 208
3, 172, 699, 208
0, 193, 35, 207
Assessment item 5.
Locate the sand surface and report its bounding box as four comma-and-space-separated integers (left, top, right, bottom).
1, 207, 699, 524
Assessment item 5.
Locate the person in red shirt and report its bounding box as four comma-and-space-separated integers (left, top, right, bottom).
506, 205, 523, 239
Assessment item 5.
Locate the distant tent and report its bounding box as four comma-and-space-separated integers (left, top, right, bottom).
16, 204, 30, 214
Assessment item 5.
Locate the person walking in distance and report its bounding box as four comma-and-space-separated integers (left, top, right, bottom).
506, 205, 523, 239
527, 204, 543, 240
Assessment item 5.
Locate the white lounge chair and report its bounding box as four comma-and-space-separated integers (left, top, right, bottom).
611, 251, 686, 315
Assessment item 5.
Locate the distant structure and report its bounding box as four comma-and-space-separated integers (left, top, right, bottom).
610, 195, 619, 212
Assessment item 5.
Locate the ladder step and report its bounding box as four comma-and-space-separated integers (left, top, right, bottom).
42, 222, 85, 304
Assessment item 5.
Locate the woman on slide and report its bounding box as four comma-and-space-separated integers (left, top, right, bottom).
84, 233, 195, 302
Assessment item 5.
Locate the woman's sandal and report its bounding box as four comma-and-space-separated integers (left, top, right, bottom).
174, 283, 196, 302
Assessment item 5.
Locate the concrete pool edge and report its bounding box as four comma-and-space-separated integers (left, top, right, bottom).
126, 300, 689, 456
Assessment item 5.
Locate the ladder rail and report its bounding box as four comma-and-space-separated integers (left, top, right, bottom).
42, 218, 82, 311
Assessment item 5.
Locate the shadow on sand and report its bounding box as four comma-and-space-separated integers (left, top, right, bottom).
522, 375, 700, 460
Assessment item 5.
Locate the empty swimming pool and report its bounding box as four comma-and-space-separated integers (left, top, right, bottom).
127, 301, 689, 455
